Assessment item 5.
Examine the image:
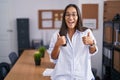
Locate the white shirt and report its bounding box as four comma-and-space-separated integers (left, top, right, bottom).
47, 29, 98, 80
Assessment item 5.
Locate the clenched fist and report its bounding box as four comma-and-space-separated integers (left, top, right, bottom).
82, 32, 94, 46
56, 34, 66, 47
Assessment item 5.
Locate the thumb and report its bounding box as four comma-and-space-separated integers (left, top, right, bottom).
57, 33, 60, 38
87, 32, 90, 37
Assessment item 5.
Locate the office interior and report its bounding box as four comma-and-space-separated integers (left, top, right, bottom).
0, 0, 120, 80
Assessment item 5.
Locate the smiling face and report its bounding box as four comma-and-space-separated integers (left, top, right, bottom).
65, 6, 78, 30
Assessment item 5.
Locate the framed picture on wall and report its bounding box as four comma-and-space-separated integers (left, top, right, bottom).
82, 4, 98, 29
38, 10, 64, 29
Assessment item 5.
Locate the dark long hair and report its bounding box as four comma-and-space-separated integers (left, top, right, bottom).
59, 4, 88, 36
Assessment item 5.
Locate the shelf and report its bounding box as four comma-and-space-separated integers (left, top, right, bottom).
103, 41, 113, 50
104, 1, 120, 21
114, 45, 120, 51
111, 68, 120, 80
103, 19, 120, 80
103, 1, 120, 79
103, 54, 112, 67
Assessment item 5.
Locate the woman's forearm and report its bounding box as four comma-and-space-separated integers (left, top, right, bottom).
51, 43, 60, 60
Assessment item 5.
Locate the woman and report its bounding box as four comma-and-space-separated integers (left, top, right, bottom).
48, 4, 98, 80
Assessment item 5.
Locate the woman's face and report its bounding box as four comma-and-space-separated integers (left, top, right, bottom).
65, 6, 78, 29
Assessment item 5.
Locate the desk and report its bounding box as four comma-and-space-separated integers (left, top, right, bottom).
4, 50, 55, 80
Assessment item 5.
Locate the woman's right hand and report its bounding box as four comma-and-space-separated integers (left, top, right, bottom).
55, 34, 66, 47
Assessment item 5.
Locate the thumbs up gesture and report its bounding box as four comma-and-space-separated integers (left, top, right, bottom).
82, 32, 94, 45
56, 34, 66, 47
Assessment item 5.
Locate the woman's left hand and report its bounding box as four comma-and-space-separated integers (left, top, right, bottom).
82, 32, 94, 46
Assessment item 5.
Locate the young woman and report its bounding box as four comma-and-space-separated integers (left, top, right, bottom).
48, 4, 98, 80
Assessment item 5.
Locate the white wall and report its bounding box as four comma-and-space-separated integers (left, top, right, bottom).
0, 0, 18, 63
1, 0, 103, 79
12, 0, 79, 45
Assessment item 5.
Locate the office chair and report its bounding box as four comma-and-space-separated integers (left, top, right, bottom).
0, 62, 10, 80
9, 52, 18, 67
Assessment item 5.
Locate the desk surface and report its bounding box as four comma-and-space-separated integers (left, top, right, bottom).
4, 50, 54, 80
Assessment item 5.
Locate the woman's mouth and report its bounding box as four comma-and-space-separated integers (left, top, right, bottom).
68, 21, 75, 26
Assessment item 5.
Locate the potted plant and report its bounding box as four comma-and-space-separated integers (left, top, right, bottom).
38, 46, 46, 58
34, 51, 42, 66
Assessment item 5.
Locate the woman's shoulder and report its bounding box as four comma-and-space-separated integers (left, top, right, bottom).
85, 28, 92, 32
78, 27, 93, 36
51, 30, 59, 38
52, 30, 59, 35
80, 27, 92, 32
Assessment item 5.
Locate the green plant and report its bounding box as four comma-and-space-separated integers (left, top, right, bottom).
38, 46, 46, 57
34, 51, 42, 65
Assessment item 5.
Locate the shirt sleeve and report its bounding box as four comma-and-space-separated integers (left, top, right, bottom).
47, 31, 58, 63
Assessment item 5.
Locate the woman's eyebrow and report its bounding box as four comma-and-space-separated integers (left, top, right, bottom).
66, 12, 77, 14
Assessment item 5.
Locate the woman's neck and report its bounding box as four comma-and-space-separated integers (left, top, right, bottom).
68, 29, 75, 41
